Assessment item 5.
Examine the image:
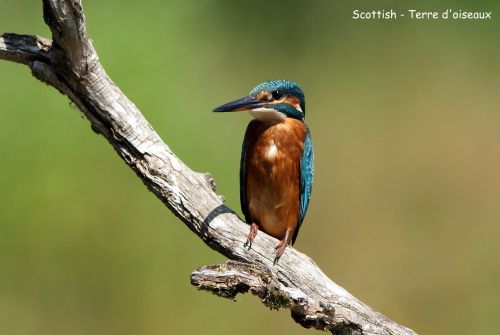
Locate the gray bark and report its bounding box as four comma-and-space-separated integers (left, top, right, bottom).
0, 1, 417, 334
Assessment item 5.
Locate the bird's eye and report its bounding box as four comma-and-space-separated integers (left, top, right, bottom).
271, 90, 283, 100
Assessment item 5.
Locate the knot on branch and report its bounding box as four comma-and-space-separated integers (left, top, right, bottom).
201, 172, 217, 192
191, 260, 346, 333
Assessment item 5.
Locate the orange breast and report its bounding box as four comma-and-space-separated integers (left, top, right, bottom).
244, 118, 307, 240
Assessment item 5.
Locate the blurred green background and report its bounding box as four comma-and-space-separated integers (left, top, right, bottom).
1, 1, 500, 334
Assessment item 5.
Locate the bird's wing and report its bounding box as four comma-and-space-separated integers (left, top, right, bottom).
240, 129, 251, 224
293, 128, 314, 244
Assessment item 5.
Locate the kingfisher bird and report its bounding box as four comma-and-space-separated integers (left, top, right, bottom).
213, 80, 314, 262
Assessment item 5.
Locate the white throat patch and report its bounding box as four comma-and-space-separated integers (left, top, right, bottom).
249, 107, 286, 122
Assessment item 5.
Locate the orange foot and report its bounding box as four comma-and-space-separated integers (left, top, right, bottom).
274, 229, 292, 265
243, 223, 259, 249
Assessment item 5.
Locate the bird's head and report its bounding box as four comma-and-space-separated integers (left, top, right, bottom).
213, 80, 305, 122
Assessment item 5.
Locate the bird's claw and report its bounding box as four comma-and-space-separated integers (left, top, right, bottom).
273, 230, 292, 265
243, 239, 252, 249
244, 223, 259, 250
273, 254, 281, 265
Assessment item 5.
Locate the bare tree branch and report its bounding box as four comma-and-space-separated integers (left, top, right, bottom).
0, 33, 51, 65
0, 1, 417, 334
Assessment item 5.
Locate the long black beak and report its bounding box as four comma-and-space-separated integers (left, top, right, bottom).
213, 96, 262, 112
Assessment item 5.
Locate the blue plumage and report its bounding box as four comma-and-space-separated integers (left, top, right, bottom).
295, 128, 314, 243
250, 80, 306, 115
